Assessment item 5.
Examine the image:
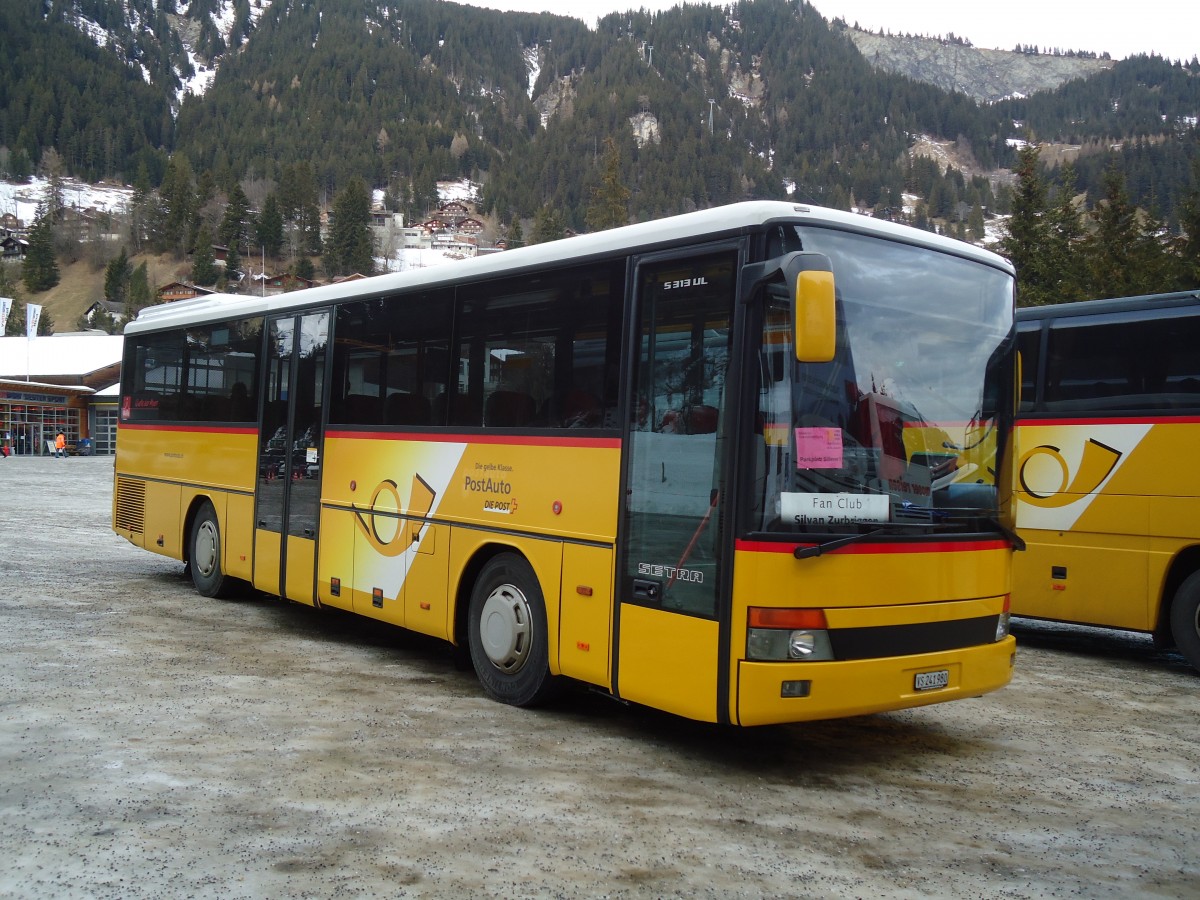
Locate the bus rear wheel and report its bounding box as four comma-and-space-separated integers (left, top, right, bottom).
188, 501, 235, 599
1170, 572, 1200, 673
467, 553, 560, 707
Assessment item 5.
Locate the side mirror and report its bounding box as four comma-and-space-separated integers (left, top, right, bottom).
741, 251, 836, 363
783, 254, 836, 363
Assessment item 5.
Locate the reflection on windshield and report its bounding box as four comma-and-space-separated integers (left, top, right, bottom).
750, 227, 1014, 534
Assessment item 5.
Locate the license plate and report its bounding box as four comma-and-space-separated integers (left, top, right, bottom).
914, 669, 950, 691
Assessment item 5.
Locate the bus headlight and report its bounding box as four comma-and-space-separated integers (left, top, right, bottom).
747, 608, 835, 661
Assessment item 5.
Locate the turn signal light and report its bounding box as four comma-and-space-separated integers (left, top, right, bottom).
748, 607, 828, 629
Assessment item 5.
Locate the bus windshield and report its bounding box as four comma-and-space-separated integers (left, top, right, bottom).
751, 226, 1014, 535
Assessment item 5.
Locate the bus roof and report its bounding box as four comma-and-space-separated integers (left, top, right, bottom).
128, 200, 1014, 335
1017, 290, 1200, 323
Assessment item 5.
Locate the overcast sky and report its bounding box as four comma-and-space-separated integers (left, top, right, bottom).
456, 0, 1197, 63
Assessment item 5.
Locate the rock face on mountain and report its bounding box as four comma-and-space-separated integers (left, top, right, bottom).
845, 30, 1113, 103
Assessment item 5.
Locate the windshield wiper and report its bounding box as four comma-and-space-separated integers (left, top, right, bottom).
899, 506, 1028, 551
792, 522, 944, 559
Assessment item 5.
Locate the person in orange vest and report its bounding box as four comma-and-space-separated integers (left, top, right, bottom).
55, 431, 66, 458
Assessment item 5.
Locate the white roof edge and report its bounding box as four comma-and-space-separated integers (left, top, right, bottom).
127, 201, 1014, 335
0, 378, 94, 393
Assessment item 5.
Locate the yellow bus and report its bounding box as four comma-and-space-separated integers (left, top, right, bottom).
1014, 291, 1200, 671
114, 201, 1018, 725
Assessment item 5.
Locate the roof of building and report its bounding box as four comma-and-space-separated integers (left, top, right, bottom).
0, 333, 124, 380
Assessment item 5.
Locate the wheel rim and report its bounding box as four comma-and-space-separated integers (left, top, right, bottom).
479, 582, 532, 673
194, 520, 219, 578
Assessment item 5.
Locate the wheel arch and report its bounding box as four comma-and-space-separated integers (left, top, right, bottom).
453, 541, 527, 649
182, 492, 224, 567
1154, 544, 1200, 646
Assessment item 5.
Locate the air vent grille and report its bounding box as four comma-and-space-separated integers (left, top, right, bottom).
114, 477, 146, 534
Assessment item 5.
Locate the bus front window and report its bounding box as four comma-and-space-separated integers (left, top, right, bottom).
750, 228, 1014, 535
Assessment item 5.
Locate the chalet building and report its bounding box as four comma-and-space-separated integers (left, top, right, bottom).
1, 213, 21, 232
254, 272, 318, 295
157, 281, 217, 303
438, 200, 470, 221
370, 210, 404, 230
1, 235, 28, 260
82, 300, 127, 328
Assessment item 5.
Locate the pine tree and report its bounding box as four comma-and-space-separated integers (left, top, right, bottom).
257, 192, 284, 259
219, 182, 251, 253
967, 202, 986, 241
126, 261, 152, 320
159, 153, 197, 255
507, 218, 524, 249
531, 205, 567, 244
1081, 165, 1174, 299
585, 137, 631, 232
325, 177, 374, 277
0, 265, 25, 335
999, 145, 1056, 306
1045, 162, 1088, 303
191, 224, 219, 286
22, 206, 60, 293
104, 247, 132, 304
1177, 158, 1200, 289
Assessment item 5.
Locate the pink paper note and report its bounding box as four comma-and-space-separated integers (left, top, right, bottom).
795, 427, 843, 469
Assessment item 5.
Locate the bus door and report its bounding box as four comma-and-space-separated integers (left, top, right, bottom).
617, 248, 738, 722
254, 310, 330, 604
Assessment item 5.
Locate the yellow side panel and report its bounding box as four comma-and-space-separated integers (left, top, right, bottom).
353, 517, 405, 626
618, 605, 719, 723
321, 435, 620, 544
253, 529, 281, 597
117, 426, 257, 490
224, 493, 255, 583
317, 506, 355, 611
406, 524, 450, 640
1013, 531, 1151, 630
143, 481, 182, 559
284, 536, 316, 606
558, 544, 613, 688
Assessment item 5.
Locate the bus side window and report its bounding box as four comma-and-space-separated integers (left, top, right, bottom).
456, 261, 623, 431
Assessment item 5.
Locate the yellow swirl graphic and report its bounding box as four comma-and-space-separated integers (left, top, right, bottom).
1018, 438, 1122, 508
352, 474, 437, 556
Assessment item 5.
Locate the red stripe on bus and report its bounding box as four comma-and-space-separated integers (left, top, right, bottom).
118, 422, 257, 435
1017, 415, 1200, 426
326, 430, 621, 449
735, 538, 1009, 555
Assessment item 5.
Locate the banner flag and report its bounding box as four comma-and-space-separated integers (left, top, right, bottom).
0, 297, 11, 334
27, 303, 41, 340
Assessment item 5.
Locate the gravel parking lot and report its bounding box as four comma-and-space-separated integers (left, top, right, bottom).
1, 456, 1197, 898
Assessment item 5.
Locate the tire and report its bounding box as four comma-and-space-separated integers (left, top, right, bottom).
467, 553, 561, 707
1169, 571, 1200, 673
188, 501, 235, 599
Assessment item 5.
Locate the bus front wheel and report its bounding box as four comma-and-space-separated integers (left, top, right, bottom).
467, 553, 560, 707
1170, 571, 1200, 673
188, 502, 234, 599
